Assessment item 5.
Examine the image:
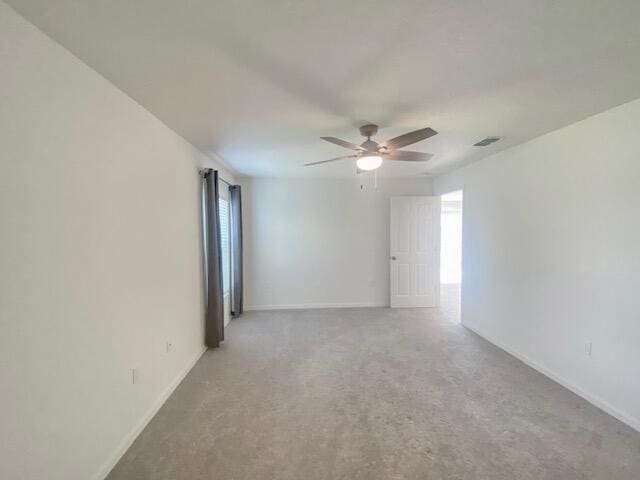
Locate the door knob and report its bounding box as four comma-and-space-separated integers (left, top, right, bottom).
390, 256, 397, 260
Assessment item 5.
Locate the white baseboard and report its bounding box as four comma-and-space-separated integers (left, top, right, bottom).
93, 346, 207, 480
245, 302, 388, 311
463, 323, 640, 433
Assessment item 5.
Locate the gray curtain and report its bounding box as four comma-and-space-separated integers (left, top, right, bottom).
229, 185, 243, 317
202, 169, 224, 347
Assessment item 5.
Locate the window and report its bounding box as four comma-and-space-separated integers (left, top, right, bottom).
219, 197, 231, 295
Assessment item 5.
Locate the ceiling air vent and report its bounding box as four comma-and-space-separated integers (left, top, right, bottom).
474, 136, 500, 147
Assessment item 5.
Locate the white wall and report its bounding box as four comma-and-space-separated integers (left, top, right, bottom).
241, 176, 433, 309
434, 98, 640, 431
0, 3, 234, 479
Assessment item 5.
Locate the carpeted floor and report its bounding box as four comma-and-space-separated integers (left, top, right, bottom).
107, 285, 640, 479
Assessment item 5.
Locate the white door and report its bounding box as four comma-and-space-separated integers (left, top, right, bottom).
390, 196, 440, 308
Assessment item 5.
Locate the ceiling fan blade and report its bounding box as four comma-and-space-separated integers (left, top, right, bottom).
384, 150, 434, 162
383, 127, 437, 150
321, 136, 365, 151
304, 155, 358, 166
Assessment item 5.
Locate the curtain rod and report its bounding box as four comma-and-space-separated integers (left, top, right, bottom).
200, 168, 234, 187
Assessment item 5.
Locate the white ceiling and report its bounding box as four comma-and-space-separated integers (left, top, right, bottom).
7, 0, 640, 178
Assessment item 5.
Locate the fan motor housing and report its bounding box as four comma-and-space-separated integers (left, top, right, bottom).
360, 139, 379, 151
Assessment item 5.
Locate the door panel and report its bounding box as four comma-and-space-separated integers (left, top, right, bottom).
397, 263, 410, 296
390, 196, 440, 308
416, 264, 429, 295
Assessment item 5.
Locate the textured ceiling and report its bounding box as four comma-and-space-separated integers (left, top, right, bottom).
7, 0, 640, 178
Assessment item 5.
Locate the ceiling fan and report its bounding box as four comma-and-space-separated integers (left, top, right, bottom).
305, 124, 437, 171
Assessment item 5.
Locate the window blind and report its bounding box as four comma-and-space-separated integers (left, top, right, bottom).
218, 198, 230, 295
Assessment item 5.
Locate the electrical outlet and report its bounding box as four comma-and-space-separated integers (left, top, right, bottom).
166, 341, 173, 353
131, 368, 139, 384
585, 342, 592, 356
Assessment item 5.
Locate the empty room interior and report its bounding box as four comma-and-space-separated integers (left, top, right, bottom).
2, 1, 640, 479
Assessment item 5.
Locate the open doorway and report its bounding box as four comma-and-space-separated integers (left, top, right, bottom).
440, 190, 462, 322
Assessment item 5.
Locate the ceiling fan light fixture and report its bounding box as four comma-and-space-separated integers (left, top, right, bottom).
308, 125, 437, 169
356, 155, 382, 171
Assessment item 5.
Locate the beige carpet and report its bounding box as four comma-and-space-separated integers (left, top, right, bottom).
107, 285, 640, 479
